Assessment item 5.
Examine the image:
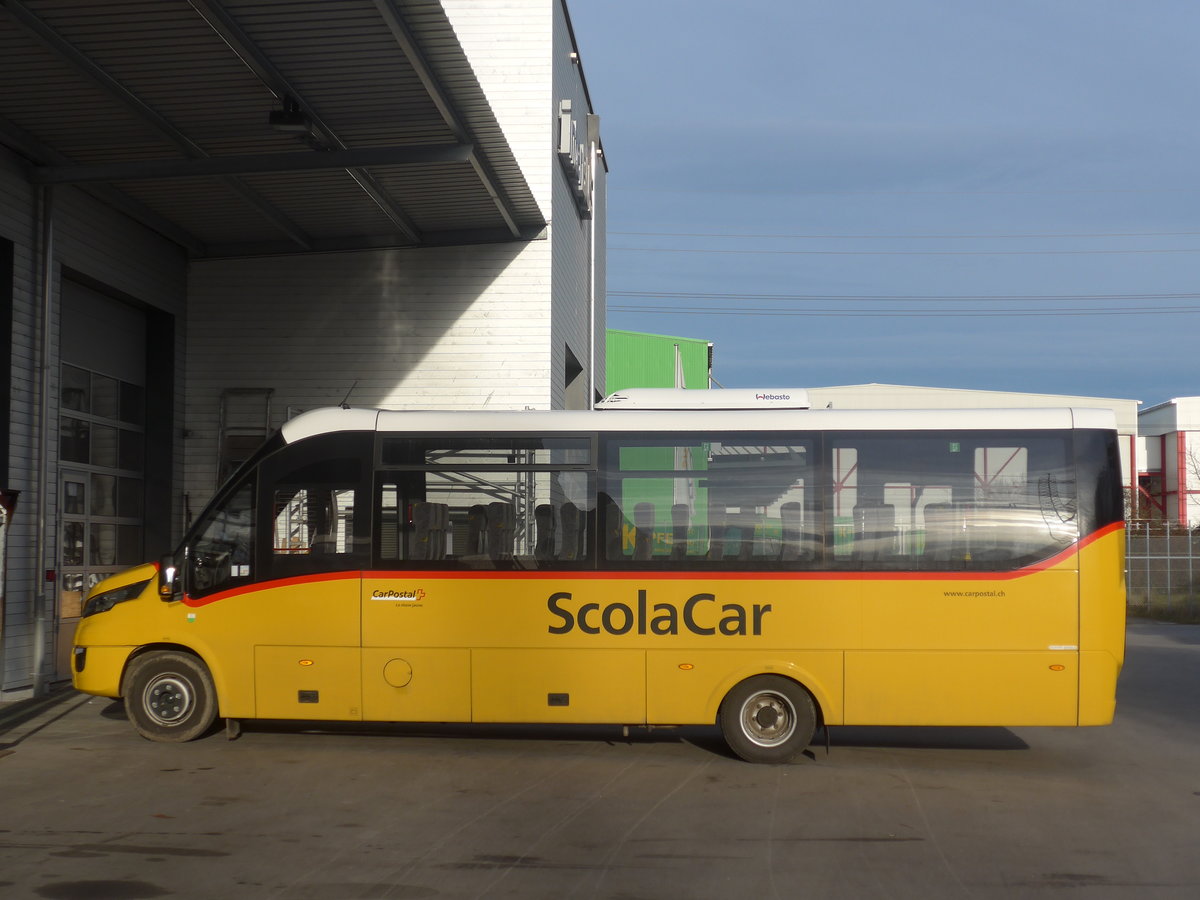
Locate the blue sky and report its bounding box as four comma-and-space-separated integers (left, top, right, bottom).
567, 0, 1200, 405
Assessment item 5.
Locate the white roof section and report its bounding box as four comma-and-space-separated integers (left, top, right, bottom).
807, 381, 1135, 404
596, 388, 810, 410
279, 405, 1115, 443
281, 407, 381, 444
806, 383, 1139, 435
1071, 408, 1120, 430
1138, 396, 1200, 435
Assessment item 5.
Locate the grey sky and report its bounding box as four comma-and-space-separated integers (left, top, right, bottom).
567, 0, 1200, 404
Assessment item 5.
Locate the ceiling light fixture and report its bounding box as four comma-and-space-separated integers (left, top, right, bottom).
269, 96, 312, 136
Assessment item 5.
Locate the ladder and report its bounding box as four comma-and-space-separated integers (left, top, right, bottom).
216, 388, 274, 485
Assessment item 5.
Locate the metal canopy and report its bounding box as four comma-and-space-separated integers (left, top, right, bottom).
0, 0, 547, 257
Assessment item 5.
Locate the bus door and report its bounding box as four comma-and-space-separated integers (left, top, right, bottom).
361, 472, 472, 723
249, 434, 371, 721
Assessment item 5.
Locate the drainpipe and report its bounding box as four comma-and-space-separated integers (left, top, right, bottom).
0, 491, 17, 689
587, 115, 599, 409
32, 185, 54, 696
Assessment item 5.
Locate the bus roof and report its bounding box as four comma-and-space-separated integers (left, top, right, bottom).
279, 405, 1118, 445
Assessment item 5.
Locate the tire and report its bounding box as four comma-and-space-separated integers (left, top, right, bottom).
718, 675, 816, 764
123, 651, 218, 742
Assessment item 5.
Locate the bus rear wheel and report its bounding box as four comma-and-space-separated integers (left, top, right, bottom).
123, 651, 217, 742
718, 675, 816, 764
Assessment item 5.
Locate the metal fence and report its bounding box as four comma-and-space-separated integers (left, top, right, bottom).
1125, 521, 1200, 620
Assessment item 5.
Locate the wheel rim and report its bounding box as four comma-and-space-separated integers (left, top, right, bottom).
142, 673, 194, 726
738, 689, 797, 748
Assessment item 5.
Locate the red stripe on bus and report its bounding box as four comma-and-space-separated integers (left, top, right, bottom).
183, 570, 357, 607
183, 520, 1124, 606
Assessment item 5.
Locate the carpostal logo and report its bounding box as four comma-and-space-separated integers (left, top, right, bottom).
371, 588, 426, 601
755, 392, 790, 401
547, 589, 771, 637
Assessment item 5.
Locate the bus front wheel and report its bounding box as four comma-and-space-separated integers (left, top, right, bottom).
124, 651, 218, 742
718, 675, 816, 764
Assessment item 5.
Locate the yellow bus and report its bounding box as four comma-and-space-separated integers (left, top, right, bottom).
71, 396, 1126, 763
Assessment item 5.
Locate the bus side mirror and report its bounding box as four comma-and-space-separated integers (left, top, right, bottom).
158, 554, 178, 600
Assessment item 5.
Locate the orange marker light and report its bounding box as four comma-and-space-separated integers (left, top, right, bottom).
678, 663, 694, 670
299, 659, 314, 667
1049, 664, 1066, 671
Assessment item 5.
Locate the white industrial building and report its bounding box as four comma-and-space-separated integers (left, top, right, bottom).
1136, 397, 1200, 527
0, 0, 604, 698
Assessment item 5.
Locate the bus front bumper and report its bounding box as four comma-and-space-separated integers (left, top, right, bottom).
71, 645, 135, 698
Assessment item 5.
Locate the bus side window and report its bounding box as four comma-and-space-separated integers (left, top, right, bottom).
486, 502, 515, 561
733, 509, 760, 561
378, 483, 404, 561
378, 435, 593, 570
602, 496, 623, 560
779, 501, 818, 562
602, 434, 814, 569
408, 501, 450, 560
670, 503, 690, 560
534, 504, 555, 560
560, 501, 586, 560
262, 445, 367, 578
273, 487, 355, 555
633, 502, 655, 560
831, 433, 1078, 572
920, 501, 961, 566
268, 482, 361, 576
853, 501, 896, 563
377, 483, 589, 569
465, 504, 487, 556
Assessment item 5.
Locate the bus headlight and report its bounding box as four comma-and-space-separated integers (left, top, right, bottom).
82, 579, 152, 618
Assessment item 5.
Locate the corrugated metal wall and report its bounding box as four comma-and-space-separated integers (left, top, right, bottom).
0, 150, 38, 697
447, 0, 605, 408
606, 331, 712, 394
183, 239, 554, 498
443, 0, 552, 210
0, 149, 187, 698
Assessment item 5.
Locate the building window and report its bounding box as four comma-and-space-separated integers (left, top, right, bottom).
58, 364, 145, 617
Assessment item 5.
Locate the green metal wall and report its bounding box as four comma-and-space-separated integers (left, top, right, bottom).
605, 330, 711, 394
